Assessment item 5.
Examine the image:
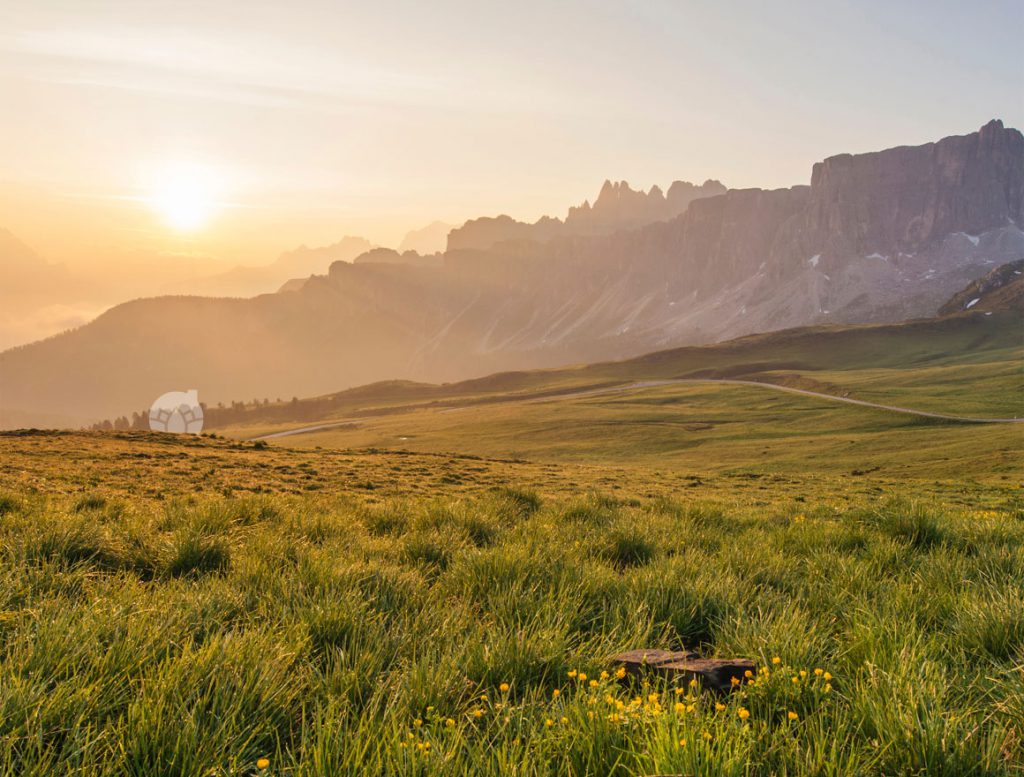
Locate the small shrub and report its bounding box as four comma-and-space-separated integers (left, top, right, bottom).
867, 501, 946, 550
26, 517, 126, 572
559, 499, 614, 527
492, 487, 542, 520
402, 533, 452, 571
364, 505, 408, 537
305, 600, 381, 658
73, 494, 107, 513
0, 494, 20, 516
600, 529, 655, 570
958, 589, 1024, 662
165, 531, 230, 578
455, 514, 498, 547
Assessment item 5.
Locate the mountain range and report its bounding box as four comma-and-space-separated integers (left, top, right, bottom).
1, 120, 1021, 429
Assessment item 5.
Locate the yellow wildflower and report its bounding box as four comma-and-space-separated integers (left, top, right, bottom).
545, 718, 553, 727
814, 668, 824, 676
615, 666, 627, 679
552, 688, 560, 698
823, 672, 833, 681
715, 702, 726, 711
445, 718, 455, 727
730, 676, 740, 686
500, 683, 510, 693
737, 708, 750, 720
256, 759, 270, 771
561, 716, 569, 724
568, 669, 577, 678
772, 656, 781, 665
787, 711, 799, 721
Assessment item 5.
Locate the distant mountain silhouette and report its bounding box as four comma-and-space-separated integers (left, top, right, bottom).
2, 121, 1022, 428
164, 236, 374, 297
399, 221, 452, 254
0, 227, 45, 269
447, 179, 726, 250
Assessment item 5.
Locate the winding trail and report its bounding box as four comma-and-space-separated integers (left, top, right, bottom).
254, 377, 1022, 440
523, 379, 1024, 423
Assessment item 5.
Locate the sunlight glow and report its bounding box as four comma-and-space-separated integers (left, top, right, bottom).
145, 161, 224, 232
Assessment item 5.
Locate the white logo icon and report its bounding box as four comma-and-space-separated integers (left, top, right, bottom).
149, 389, 204, 434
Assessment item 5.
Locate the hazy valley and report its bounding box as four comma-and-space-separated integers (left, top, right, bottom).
3, 120, 1022, 429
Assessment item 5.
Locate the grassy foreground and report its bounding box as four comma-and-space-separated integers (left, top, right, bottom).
0, 458, 1021, 775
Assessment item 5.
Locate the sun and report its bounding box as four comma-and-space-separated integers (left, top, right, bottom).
145, 161, 223, 232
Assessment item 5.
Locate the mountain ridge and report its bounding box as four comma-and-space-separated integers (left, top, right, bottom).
2, 120, 1021, 429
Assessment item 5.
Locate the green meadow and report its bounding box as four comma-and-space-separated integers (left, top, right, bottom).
0, 428, 1022, 776
0, 311, 1021, 775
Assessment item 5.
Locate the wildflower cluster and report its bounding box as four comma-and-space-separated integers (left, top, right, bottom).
396, 659, 837, 759
731, 657, 835, 724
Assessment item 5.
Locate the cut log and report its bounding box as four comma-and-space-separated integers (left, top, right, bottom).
655, 658, 755, 691
608, 650, 754, 691
609, 649, 698, 677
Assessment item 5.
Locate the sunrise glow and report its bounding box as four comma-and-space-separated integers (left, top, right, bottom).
145, 161, 223, 232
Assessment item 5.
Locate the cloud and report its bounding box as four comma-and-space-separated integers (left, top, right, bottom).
0, 25, 449, 113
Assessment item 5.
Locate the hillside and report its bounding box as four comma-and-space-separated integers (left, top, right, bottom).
939, 258, 1024, 315
3, 120, 1023, 429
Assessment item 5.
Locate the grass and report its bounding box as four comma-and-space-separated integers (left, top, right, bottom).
0, 481, 1018, 775
223, 381, 1023, 481
0, 307, 1020, 775
209, 309, 1024, 440
205, 311, 1022, 484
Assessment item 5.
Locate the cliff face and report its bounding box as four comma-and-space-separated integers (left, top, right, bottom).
3, 121, 1022, 428
802, 119, 1023, 257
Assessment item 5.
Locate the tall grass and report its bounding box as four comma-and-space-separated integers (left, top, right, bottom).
0, 490, 1019, 775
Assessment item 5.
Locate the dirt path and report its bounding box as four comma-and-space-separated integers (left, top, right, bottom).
527, 378, 1024, 423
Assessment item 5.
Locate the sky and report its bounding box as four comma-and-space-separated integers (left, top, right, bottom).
1, 0, 1022, 268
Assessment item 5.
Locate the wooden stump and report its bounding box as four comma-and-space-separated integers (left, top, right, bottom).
609, 650, 754, 691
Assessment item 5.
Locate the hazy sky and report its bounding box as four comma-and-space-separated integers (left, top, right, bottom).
1, 0, 1021, 266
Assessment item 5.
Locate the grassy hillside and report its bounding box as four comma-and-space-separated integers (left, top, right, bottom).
205, 312, 1023, 482
232, 381, 1021, 481
1, 307, 1020, 775
213, 310, 1024, 440
0, 432, 1021, 775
